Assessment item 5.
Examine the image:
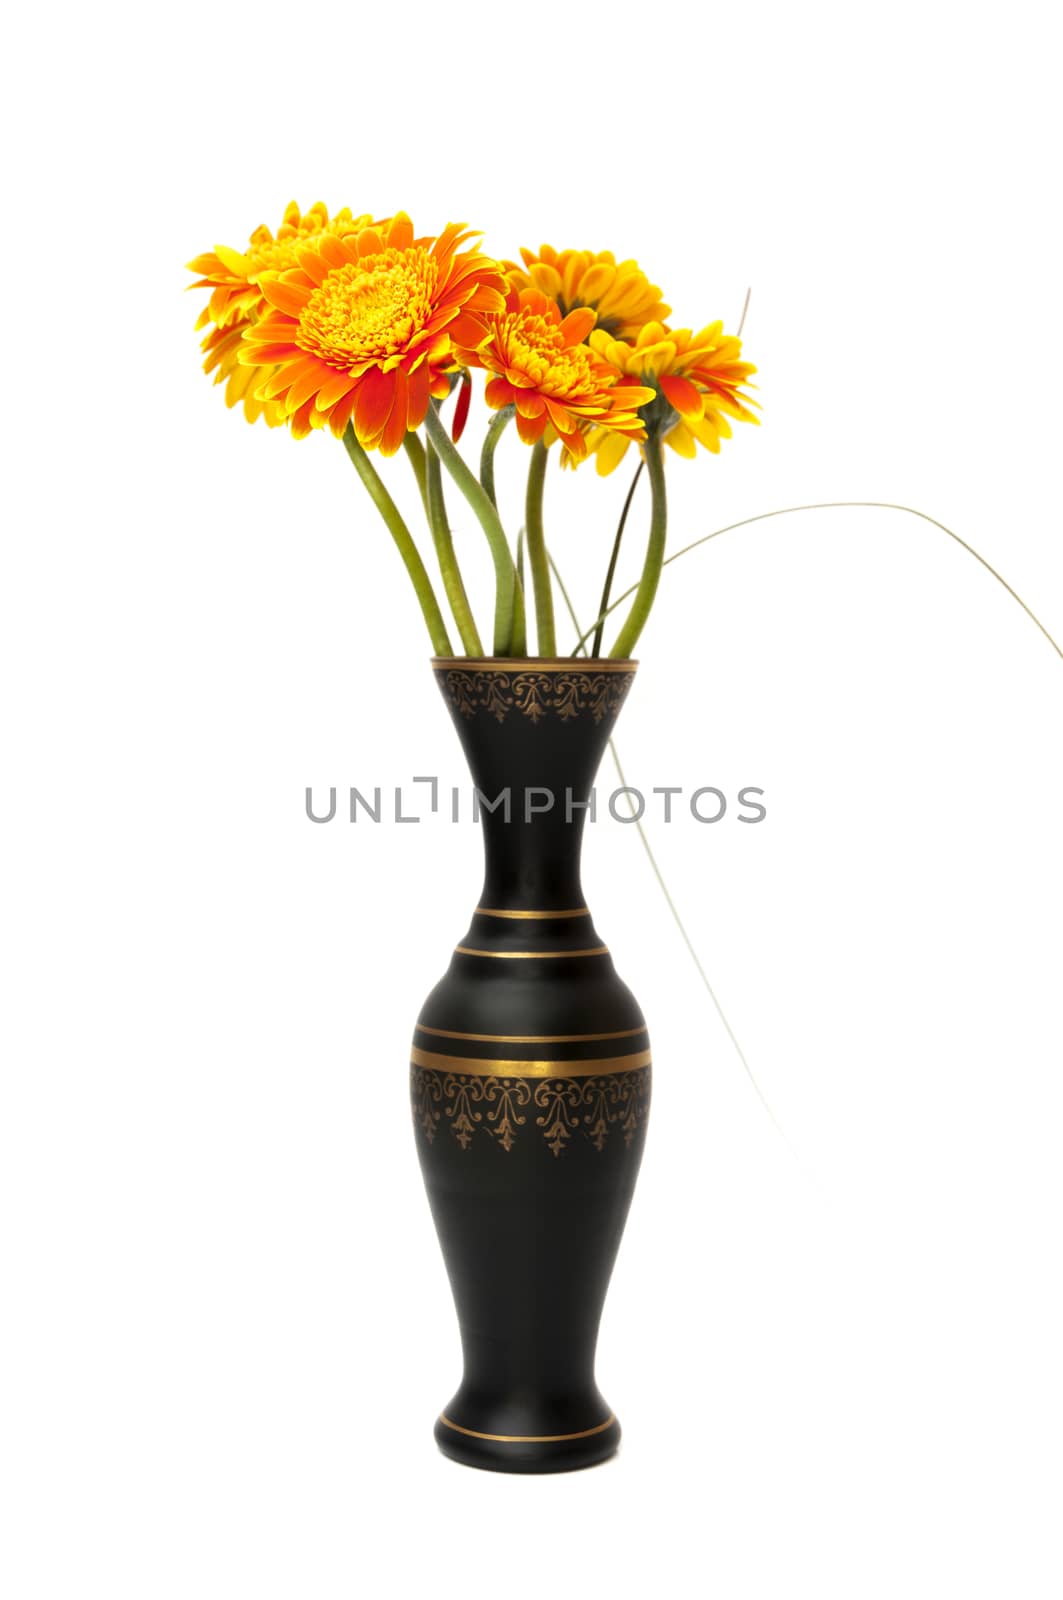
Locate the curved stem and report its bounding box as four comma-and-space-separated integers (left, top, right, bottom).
480, 405, 514, 509
524, 439, 555, 655
341, 425, 452, 655
547, 546, 789, 1144
572, 500, 1063, 664
592, 460, 644, 658
609, 436, 667, 659
402, 433, 430, 522
425, 440, 483, 656
424, 402, 515, 656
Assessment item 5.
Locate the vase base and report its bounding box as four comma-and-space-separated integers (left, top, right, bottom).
433, 1406, 621, 1474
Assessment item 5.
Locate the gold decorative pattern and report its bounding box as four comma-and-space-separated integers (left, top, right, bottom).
438, 1411, 616, 1443
436, 665, 636, 725
411, 1063, 651, 1156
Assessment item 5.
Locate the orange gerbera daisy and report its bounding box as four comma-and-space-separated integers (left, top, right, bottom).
187, 201, 377, 424
504, 245, 670, 340
586, 321, 760, 474
239, 214, 506, 448
456, 287, 654, 461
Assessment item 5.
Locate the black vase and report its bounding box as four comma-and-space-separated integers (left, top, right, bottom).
411, 658, 651, 1473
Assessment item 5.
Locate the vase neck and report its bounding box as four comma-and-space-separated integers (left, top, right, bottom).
434, 661, 638, 912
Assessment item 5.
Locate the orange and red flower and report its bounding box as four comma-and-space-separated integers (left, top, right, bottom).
504, 246, 670, 340
586, 320, 760, 473
239, 214, 506, 447
456, 286, 654, 461
187, 201, 377, 424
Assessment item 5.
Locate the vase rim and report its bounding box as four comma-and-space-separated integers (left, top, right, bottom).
431, 656, 638, 672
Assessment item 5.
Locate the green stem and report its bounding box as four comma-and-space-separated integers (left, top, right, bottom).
506, 527, 526, 658
609, 436, 667, 659
480, 406, 514, 509
425, 440, 483, 656
402, 434, 430, 522
592, 460, 643, 658
509, 568, 528, 656
424, 402, 515, 656
525, 439, 555, 655
341, 425, 452, 656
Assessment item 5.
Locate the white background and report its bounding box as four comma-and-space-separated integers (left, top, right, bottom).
2, 3, 1061, 1596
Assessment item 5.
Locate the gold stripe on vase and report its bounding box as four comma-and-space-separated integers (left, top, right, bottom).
474, 907, 592, 919
416, 1023, 648, 1044
454, 945, 610, 960
438, 1411, 616, 1444
410, 1046, 651, 1078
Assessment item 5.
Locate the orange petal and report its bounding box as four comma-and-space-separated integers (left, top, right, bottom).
237, 341, 298, 367
515, 410, 548, 445
354, 367, 394, 446
316, 234, 350, 270
269, 356, 321, 403
660, 374, 704, 419
484, 377, 515, 410
544, 398, 574, 433
327, 387, 359, 438
379, 369, 410, 456
560, 307, 596, 346
289, 398, 318, 440
293, 244, 332, 285
386, 213, 414, 251
448, 311, 491, 348
514, 390, 545, 420
259, 276, 313, 317
316, 370, 359, 409
407, 362, 432, 431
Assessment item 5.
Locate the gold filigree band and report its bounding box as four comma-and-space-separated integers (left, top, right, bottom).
412, 1062, 651, 1155
434, 663, 636, 725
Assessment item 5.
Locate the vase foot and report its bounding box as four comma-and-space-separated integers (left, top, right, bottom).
433, 1403, 621, 1474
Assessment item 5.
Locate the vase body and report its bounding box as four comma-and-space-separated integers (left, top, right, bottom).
411, 658, 651, 1473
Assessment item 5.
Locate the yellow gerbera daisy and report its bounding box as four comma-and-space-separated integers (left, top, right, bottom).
240, 214, 507, 448
187, 201, 377, 424
456, 287, 654, 461
586, 321, 760, 474
504, 245, 670, 340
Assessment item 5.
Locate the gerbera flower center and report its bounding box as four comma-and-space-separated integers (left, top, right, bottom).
297, 247, 440, 370
498, 309, 597, 397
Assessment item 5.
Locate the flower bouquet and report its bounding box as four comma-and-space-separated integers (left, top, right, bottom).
188, 202, 758, 1472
